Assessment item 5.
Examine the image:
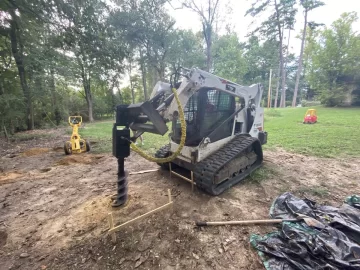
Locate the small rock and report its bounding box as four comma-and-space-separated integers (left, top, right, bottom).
192, 253, 200, 260
119, 258, 125, 264
175, 239, 181, 243
134, 260, 142, 268
135, 253, 141, 261
37, 255, 47, 261
266, 198, 270, 202
20, 253, 29, 258
218, 248, 223, 254
81, 257, 86, 263
134, 255, 148, 268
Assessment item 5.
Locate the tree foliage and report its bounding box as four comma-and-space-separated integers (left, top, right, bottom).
306, 12, 360, 106
0, 0, 359, 136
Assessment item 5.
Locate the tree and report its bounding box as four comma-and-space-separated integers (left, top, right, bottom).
57, 0, 126, 121
1, 0, 40, 130
306, 12, 360, 106
243, 36, 279, 106
212, 33, 247, 83
167, 30, 205, 80
182, 0, 220, 71
292, 0, 324, 107
246, 0, 297, 107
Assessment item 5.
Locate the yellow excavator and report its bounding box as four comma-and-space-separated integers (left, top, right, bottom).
64, 116, 90, 155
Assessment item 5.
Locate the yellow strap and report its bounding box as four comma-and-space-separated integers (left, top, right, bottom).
130, 88, 186, 163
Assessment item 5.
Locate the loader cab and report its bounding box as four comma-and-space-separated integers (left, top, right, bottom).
171, 88, 236, 146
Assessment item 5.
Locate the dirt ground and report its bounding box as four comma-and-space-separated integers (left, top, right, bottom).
0, 132, 359, 270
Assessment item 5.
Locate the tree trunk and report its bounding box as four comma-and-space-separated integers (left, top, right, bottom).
86, 95, 94, 122
78, 56, 94, 122
50, 68, 56, 108
140, 50, 148, 101
204, 23, 212, 72
279, 54, 286, 108
274, 0, 286, 108
206, 41, 212, 72
274, 62, 281, 108
293, 10, 308, 107
9, 9, 34, 130
130, 78, 135, 104
281, 28, 291, 107
84, 81, 94, 122
128, 57, 135, 104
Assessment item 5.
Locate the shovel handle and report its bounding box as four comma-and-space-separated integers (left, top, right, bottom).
195, 219, 298, 226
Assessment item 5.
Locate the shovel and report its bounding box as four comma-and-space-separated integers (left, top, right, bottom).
195, 214, 325, 229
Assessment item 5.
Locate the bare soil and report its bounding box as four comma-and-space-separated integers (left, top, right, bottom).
0, 134, 359, 270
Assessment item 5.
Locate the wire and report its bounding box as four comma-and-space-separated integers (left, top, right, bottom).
129, 88, 186, 163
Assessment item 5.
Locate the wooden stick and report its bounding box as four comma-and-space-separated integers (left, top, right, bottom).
191, 171, 194, 192
169, 163, 172, 180
129, 169, 158, 175
171, 170, 197, 186
107, 213, 116, 242
196, 217, 324, 229
195, 219, 296, 226
109, 189, 173, 234
168, 188, 172, 203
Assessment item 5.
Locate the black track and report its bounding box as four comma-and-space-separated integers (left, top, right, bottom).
193, 135, 263, 195
155, 135, 263, 196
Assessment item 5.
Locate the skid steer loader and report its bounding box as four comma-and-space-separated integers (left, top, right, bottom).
112, 67, 267, 206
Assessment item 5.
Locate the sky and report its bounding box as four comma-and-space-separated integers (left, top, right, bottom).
165, 0, 360, 55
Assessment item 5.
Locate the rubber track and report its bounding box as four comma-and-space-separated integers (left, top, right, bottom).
193, 135, 263, 196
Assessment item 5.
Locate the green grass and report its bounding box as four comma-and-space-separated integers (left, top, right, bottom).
264, 107, 360, 157
248, 166, 278, 184
80, 106, 360, 157
296, 186, 329, 197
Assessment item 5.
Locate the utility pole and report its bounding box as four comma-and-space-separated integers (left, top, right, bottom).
267, 69, 273, 108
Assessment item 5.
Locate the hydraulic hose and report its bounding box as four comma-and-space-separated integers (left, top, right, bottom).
130, 88, 186, 163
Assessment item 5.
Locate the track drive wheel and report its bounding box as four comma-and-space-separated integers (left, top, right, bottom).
64, 141, 72, 155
